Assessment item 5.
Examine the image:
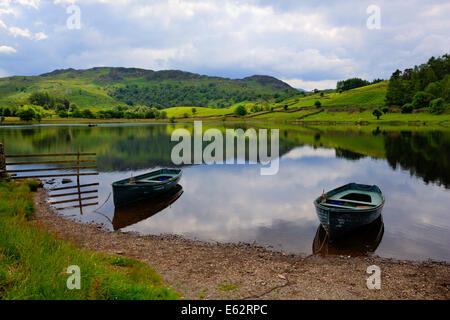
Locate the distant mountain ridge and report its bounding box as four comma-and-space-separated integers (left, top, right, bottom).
39, 67, 294, 90
0, 67, 297, 109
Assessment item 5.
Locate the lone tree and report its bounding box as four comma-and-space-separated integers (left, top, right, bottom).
314, 100, 322, 108
382, 107, 389, 114
234, 105, 247, 117
283, 104, 288, 111
192, 108, 197, 114
372, 109, 382, 120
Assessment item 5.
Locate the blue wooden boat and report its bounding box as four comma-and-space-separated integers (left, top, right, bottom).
313, 183, 385, 241
112, 168, 182, 207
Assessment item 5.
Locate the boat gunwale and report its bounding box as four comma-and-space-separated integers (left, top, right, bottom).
112, 168, 182, 187
314, 183, 385, 214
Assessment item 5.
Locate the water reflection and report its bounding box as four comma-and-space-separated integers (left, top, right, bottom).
112, 184, 183, 230
312, 216, 385, 257
1, 123, 449, 261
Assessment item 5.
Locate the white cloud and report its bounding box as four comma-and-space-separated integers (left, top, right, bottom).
33, 31, 47, 40
0, 45, 17, 54
282, 78, 338, 91
9, 25, 32, 37
8, 25, 47, 40
0, 19, 6, 28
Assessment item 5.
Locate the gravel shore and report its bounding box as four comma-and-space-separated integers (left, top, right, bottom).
33, 189, 449, 300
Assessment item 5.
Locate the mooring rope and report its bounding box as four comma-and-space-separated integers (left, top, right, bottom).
93, 191, 111, 213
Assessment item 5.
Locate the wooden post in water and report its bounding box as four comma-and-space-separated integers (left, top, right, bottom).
77, 145, 83, 215
0, 141, 6, 180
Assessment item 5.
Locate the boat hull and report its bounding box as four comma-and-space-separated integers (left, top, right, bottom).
314, 183, 385, 241
112, 169, 182, 207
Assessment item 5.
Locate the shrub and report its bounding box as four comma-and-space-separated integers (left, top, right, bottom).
429, 98, 445, 114
81, 109, 95, 118
250, 105, 261, 113
17, 108, 35, 121
57, 110, 68, 118
283, 104, 288, 111
234, 105, 247, 116
27, 180, 42, 192
314, 101, 322, 108
382, 107, 389, 114
401, 103, 413, 114
412, 91, 433, 109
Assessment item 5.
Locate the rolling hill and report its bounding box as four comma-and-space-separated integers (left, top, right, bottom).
0, 67, 297, 110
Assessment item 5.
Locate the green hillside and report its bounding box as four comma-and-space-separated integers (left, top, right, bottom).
0, 67, 297, 110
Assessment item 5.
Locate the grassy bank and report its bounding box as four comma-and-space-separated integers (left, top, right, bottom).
0, 180, 178, 300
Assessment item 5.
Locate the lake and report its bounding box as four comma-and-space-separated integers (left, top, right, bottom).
1, 122, 449, 262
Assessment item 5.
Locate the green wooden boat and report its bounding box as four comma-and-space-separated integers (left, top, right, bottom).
314, 183, 385, 241
112, 168, 182, 207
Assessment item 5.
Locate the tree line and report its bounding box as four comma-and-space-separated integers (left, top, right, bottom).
336, 78, 383, 92
385, 54, 450, 114
108, 82, 295, 109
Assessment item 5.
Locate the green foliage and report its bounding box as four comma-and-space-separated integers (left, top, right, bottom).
27, 180, 41, 192
386, 54, 450, 106
0, 181, 178, 300
17, 108, 35, 121
401, 103, 413, 114
234, 105, 247, 116
412, 91, 433, 109
382, 107, 389, 114
250, 105, 262, 113
429, 98, 446, 114
57, 110, 68, 118
337, 78, 370, 91
372, 109, 382, 120
314, 100, 322, 108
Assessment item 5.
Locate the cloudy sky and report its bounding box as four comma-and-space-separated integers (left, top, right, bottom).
0, 0, 449, 90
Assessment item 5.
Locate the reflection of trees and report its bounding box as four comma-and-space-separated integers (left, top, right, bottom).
3, 125, 450, 188
384, 131, 450, 188
335, 148, 366, 161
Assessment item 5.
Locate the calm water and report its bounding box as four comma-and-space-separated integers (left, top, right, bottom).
1, 123, 449, 261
